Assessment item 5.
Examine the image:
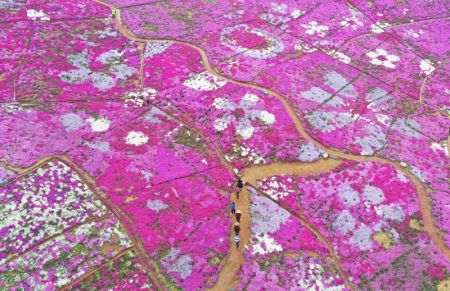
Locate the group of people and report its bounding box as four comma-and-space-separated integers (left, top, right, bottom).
231, 177, 244, 248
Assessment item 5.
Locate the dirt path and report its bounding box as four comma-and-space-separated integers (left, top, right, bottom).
138, 42, 146, 92
243, 159, 341, 183
209, 183, 249, 290
210, 159, 348, 291
0, 156, 54, 174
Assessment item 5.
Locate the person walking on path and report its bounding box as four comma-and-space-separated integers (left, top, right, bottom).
234, 222, 240, 235
230, 201, 236, 214
235, 177, 244, 199
237, 177, 244, 189
234, 235, 240, 248
235, 210, 242, 223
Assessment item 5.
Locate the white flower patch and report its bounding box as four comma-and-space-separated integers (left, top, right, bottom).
168, 254, 193, 280
291, 10, 304, 19
324, 71, 357, 98
252, 233, 283, 255
301, 21, 329, 37
259, 13, 291, 30
125, 131, 149, 146
87, 117, 110, 132
123, 87, 158, 108
404, 28, 423, 38
147, 199, 168, 212
338, 185, 360, 207
0, 161, 107, 265
370, 21, 390, 33
340, 11, 363, 30
0, 167, 15, 184
212, 93, 276, 139
295, 40, 317, 53
95, 26, 118, 39
249, 198, 287, 261
144, 107, 166, 124
301, 87, 344, 106
350, 224, 373, 250
391, 118, 422, 138
259, 111, 276, 124
144, 41, 171, 58
301, 70, 356, 108
250, 191, 291, 234
259, 3, 304, 30
363, 185, 385, 205
221, 24, 285, 59
298, 263, 346, 291
226, 143, 265, 165
183, 71, 226, 91
431, 141, 449, 157
420, 59, 435, 76
365, 87, 392, 109
97, 49, 123, 64
297, 142, 325, 162
86, 141, 110, 151
27, 9, 50, 21
375, 204, 405, 222
410, 166, 426, 182
305, 111, 354, 132
326, 51, 352, 64
354, 124, 386, 156
1, 103, 29, 113
260, 177, 294, 200
333, 210, 356, 234
396, 169, 409, 183
270, 2, 288, 13
60, 49, 137, 90
366, 49, 400, 69
60, 113, 84, 132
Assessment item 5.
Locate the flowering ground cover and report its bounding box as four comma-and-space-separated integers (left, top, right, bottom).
0, 0, 449, 289
256, 160, 450, 289
237, 189, 347, 290
0, 159, 154, 289
142, 43, 317, 169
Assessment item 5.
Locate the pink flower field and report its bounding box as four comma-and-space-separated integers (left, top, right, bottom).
0, 0, 449, 290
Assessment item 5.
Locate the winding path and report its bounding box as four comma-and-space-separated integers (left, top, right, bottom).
210, 159, 348, 290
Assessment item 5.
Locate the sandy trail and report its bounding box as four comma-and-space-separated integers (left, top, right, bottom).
243, 159, 341, 183
210, 159, 353, 291
0, 156, 54, 174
